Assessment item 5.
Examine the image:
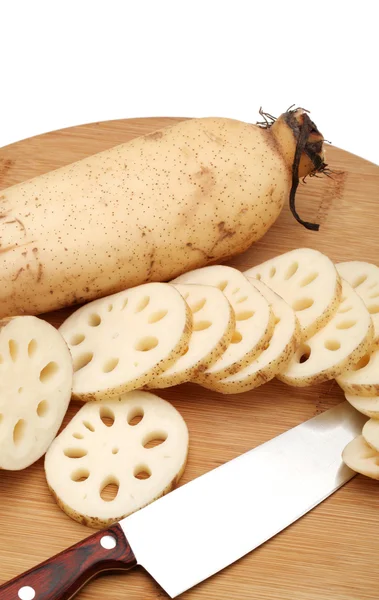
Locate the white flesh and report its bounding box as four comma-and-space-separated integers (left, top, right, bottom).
337, 349, 379, 397
245, 248, 341, 339
45, 391, 189, 528
345, 393, 379, 418
172, 265, 274, 381
362, 418, 379, 453
149, 284, 235, 388
278, 280, 373, 386
209, 279, 301, 393
342, 435, 379, 480
0, 316, 73, 470
337, 261, 379, 347
59, 283, 191, 400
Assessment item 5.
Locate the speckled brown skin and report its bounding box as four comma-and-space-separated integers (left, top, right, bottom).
207, 318, 301, 394
0, 115, 309, 318
278, 321, 374, 387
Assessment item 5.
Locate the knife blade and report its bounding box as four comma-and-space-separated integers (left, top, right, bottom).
0, 401, 365, 600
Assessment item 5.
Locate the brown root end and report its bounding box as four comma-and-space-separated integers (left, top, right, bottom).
259, 107, 327, 231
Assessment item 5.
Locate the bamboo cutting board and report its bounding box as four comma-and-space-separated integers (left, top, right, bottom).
1, 117, 379, 600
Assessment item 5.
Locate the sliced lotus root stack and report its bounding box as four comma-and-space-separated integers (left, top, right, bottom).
0, 316, 73, 470
337, 349, 379, 397
345, 393, 379, 418
44, 391, 189, 528
148, 284, 235, 388
245, 248, 342, 339
59, 282, 192, 401
342, 435, 379, 480
337, 261, 379, 347
362, 418, 379, 453
207, 279, 301, 393
172, 265, 274, 382
278, 279, 374, 386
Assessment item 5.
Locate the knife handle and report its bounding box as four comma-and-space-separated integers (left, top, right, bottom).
0, 523, 137, 600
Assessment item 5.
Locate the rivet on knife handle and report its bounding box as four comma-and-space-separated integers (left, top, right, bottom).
0, 523, 137, 600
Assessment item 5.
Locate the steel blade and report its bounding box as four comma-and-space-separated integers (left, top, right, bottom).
121, 401, 365, 598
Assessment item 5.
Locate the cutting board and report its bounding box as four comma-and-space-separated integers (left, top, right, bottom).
1, 117, 379, 600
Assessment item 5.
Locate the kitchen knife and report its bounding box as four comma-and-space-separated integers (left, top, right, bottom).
0, 400, 365, 600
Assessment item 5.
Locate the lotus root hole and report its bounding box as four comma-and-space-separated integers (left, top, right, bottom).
88, 313, 101, 327
231, 331, 242, 344
73, 432, 84, 439
352, 275, 368, 288
236, 310, 255, 321
370, 291, 379, 299
103, 357, 119, 373
191, 298, 207, 313
27, 339, 37, 357
352, 354, 371, 371
13, 419, 26, 445
148, 309, 168, 324
8, 339, 18, 362
83, 420, 95, 432
336, 320, 357, 330
70, 334, 85, 346
134, 465, 151, 480
369, 305, 379, 314
37, 400, 49, 417
128, 407, 144, 426
338, 305, 352, 314
274, 316, 281, 325
217, 280, 228, 291
100, 406, 115, 427
292, 298, 314, 311
232, 287, 240, 295
73, 353, 93, 373
107, 304, 113, 312
300, 272, 319, 287
64, 448, 88, 458
100, 476, 119, 502
18, 387, 23, 394
285, 262, 299, 280
255, 274, 262, 280
112, 447, 119, 454
299, 345, 311, 363
71, 468, 90, 482
269, 266, 276, 278
236, 295, 248, 304
122, 298, 128, 309
135, 336, 158, 352
324, 339, 341, 351
135, 296, 150, 312
193, 320, 212, 331
40, 361, 59, 382
143, 432, 167, 449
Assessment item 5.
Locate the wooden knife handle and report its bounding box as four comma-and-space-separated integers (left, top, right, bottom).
0, 523, 137, 600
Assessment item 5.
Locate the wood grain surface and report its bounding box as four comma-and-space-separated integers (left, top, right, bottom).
1, 117, 379, 600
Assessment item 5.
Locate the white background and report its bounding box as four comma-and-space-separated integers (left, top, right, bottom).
1, 1, 378, 164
